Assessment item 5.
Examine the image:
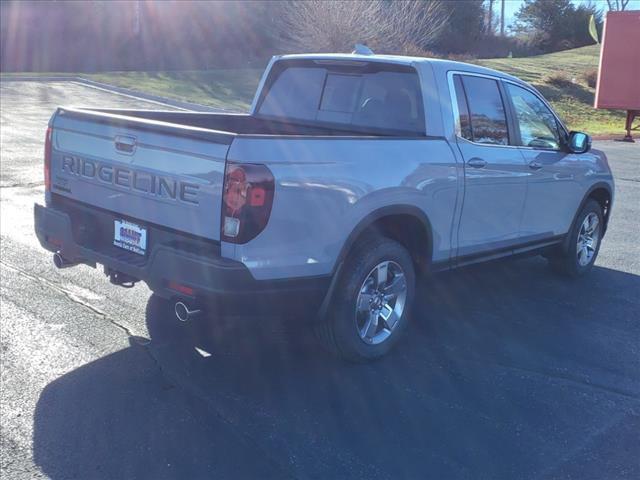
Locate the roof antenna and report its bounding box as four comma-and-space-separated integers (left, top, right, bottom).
352, 44, 374, 55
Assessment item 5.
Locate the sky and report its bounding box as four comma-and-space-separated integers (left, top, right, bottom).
501, 0, 640, 28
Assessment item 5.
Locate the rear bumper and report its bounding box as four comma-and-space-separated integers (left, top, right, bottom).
34, 202, 329, 314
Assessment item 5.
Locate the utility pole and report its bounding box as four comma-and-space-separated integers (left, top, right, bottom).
500, 0, 505, 36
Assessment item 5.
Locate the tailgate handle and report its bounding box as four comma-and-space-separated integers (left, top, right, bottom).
114, 135, 137, 154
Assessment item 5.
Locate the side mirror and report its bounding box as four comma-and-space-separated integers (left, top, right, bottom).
568, 131, 591, 154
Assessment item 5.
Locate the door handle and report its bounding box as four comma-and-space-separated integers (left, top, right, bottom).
529, 161, 543, 170
467, 158, 487, 168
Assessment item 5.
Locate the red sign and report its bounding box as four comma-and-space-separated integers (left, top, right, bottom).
595, 11, 640, 110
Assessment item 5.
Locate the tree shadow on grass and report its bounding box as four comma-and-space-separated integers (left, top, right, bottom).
535, 82, 594, 104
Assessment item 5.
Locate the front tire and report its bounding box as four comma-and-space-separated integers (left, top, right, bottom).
548, 199, 604, 277
315, 236, 416, 362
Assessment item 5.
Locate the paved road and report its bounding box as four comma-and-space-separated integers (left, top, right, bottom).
1, 81, 639, 480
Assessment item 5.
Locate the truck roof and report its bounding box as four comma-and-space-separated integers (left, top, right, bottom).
277, 53, 529, 87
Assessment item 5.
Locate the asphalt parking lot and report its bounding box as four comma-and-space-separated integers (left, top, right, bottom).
1, 80, 639, 480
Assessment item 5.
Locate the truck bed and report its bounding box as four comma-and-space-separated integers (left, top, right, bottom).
69, 108, 411, 137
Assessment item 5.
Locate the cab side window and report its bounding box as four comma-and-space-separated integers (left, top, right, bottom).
460, 75, 509, 145
506, 83, 561, 150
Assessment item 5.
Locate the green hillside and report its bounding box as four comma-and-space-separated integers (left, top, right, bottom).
89, 69, 263, 112
477, 44, 626, 136
477, 44, 601, 83
2, 44, 628, 135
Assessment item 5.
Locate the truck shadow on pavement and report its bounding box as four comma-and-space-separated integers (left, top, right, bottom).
33, 258, 640, 480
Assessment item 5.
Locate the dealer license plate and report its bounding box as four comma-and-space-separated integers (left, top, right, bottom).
113, 219, 147, 255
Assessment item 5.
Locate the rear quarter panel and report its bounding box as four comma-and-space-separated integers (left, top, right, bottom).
224, 137, 459, 280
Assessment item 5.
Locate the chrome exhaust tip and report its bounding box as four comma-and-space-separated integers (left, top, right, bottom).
174, 301, 201, 322
53, 252, 77, 269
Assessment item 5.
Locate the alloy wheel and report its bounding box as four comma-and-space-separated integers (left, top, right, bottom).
577, 212, 600, 267
355, 260, 408, 345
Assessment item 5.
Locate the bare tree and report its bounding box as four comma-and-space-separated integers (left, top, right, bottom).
277, 0, 449, 54
382, 1, 450, 52
605, 0, 631, 10
487, 0, 494, 34
276, 1, 380, 53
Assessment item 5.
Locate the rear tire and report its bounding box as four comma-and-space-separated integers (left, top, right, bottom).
548, 199, 603, 277
315, 235, 416, 362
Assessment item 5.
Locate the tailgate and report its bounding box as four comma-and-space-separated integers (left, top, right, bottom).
50, 108, 233, 241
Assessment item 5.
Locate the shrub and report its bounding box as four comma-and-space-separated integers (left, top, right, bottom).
543, 72, 575, 88
446, 52, 477, 62
583, 69, 598, 88
383, 44, 442, 58
475, 36, 540, 59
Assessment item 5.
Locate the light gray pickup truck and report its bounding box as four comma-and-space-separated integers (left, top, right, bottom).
35, 51, 614, 361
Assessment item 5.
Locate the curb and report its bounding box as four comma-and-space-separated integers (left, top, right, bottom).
591, 134, 636, 142
0, 75, 222, 112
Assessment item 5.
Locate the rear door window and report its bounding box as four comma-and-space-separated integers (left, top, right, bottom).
258, 62, 425, 135
453, 75, 472, 140
459, 75, 509, 145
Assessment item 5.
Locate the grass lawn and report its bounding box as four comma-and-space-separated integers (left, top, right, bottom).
0, 69, 262, 112
87, 69, 263, 112
1, 45, 629, 135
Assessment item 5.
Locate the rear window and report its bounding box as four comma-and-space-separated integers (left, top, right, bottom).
459, 75, 509, 145
257, 61, 425, 135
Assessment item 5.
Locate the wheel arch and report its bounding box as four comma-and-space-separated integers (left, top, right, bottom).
334, 205, 433, 276
580, 182, 613, 233
561, 182, 613, 253
317, 205, 433, 321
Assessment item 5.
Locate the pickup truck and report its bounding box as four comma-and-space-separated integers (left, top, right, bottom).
34, 50, 614, 361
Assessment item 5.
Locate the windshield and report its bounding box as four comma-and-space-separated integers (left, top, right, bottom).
257, 61, 426, 135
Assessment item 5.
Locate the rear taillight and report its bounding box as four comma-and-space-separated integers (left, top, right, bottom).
221, 162, 274, 244
44, 126, 53, 191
